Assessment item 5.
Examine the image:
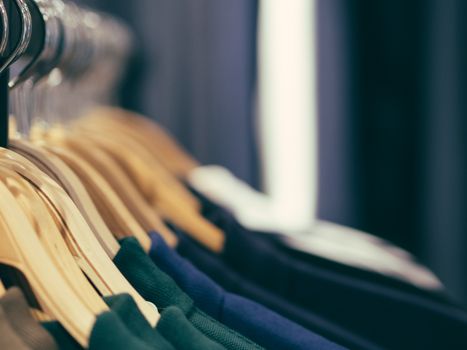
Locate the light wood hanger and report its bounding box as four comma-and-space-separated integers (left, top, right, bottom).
78, 107, 200, 178
0, 179, 95, 347
70, 129, 225, 253
0, 148, 160, 326
30, 309, 53, 322
72, 122, 200, 211
58, 135, 178, 248
9, 138, 120, 258
0, 166, 108, 315
43, 145, 152, 252
0, 280, 5, 297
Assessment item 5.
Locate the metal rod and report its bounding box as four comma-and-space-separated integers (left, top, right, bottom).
0, 0, 11, 148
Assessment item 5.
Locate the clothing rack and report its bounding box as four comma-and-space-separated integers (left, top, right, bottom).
0, 0, 11, 148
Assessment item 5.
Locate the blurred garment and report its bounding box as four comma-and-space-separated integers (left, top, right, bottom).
113, 237, 264, 350
0, 288, 58, 350
188, 165, 443, 292
179, 190, 467, 350
149, 231, 346, 350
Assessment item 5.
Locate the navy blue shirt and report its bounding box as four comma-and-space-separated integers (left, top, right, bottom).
149, 231, 346, 350
175, 233, 382, 350
176, 191, 467, 350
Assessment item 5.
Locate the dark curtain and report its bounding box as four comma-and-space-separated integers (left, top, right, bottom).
78, 0, 259, 187
340, 0, 467, 305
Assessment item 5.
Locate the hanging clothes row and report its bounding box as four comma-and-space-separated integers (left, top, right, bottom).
0, 1, 466, 349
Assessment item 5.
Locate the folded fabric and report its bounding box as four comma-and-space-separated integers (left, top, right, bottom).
149, 231, 346, 350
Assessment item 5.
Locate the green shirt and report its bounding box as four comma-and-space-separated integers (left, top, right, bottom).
158, 306, 226, 350
104, 294, 174, 349
105, 294, 225, 350
43, 311, 155, 350
114, 237, 264, 350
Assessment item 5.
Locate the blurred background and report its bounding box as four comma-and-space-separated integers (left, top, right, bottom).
77, 0, 467, 306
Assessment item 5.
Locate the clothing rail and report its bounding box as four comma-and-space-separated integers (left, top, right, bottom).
0, 0, 11, 148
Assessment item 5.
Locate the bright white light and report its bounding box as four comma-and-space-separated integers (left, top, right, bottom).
256, 0, 317, 232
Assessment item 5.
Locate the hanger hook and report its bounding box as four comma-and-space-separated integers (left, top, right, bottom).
0, 0, 32, 75
0, 0, 9, 55
9, 0, 65, 90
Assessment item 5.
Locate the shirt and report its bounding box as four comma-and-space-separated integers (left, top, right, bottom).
158, 306, 227, 350
105, 294, 225, 350
113, 237, 263, 350
103, 294, 175, 350
42, 294, 174, 350
191, 184, 445, 297
149, 231, 346, 350
176, 206, 467, 350
0, 287, 58, 350
176, 232, 383, 350
0, 306, 32, 350
188, 171, 444, 292
43, 312, 157, 350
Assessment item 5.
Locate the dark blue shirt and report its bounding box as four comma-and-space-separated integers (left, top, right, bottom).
149, 232, 346, 350
177, 190, 467, 350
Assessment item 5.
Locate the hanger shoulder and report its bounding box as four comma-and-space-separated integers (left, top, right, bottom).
63, 136, 178, 247
0, 280, 5, 297
74, 125, 200, 211
45, 145, 152, 251
74, 118, 225, 253
9, 139, 120, 258
80, 107, 200, 177
0, 166, 108, 314
0, 179, 95, 347
0, 148, 160, 326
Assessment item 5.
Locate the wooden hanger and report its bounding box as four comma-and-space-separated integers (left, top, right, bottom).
43, 144, 152, 252
70, 129, 225, 252
58, 134, 178, 248
0, 148, 160, 326
9, 138, 120, 258
0, 179, 95, 346
78, 107, 200, 178
0, 280, 5, 297
72, 121, 200, 211
0, 166, 108, 315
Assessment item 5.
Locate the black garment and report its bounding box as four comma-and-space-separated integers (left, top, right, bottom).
270, 237, 453, 304
177, 191, 467, 350
192, 187, 449, 302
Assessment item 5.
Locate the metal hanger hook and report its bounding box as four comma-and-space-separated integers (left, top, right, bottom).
0, 0, 9, 55
0, 0, 32, 75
